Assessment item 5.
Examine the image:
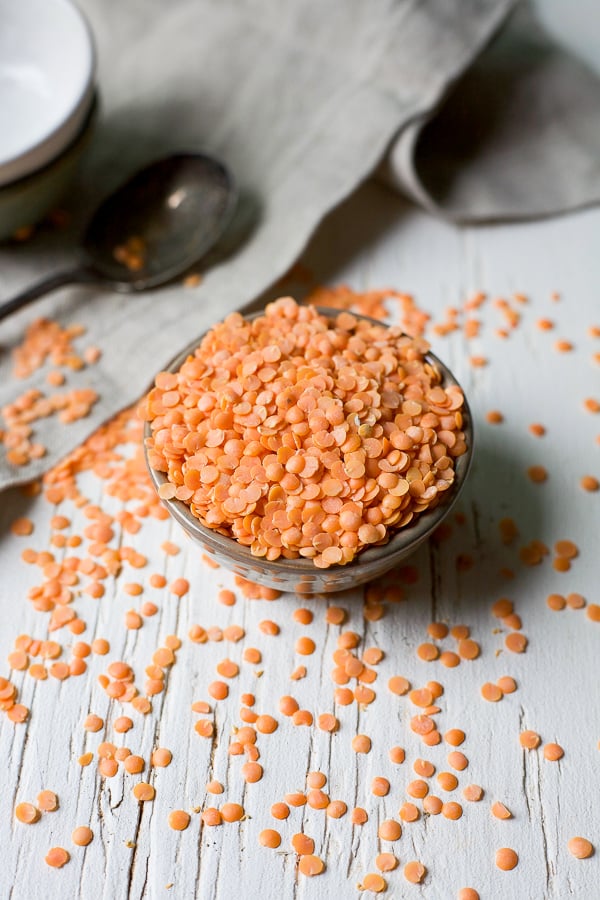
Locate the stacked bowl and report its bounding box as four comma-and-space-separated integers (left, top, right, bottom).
0, 0, 97, 239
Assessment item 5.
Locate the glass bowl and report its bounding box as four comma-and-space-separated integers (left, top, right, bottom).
143, 308, 473, 594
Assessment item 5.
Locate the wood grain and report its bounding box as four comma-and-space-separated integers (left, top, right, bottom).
1, 185, 599, 900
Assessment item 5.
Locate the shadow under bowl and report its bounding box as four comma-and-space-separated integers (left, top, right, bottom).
144, 309, 474, 594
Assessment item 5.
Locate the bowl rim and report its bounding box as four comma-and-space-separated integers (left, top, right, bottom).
143, 306, 474, 576
0, 0, 96, 186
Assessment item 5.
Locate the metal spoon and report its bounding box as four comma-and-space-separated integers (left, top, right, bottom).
0, 153, 237, 321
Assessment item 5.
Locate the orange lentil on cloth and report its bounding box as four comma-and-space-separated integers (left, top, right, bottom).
142, 298, 467, 569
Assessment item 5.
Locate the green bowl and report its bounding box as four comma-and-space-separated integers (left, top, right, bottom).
0, 93, 97, 242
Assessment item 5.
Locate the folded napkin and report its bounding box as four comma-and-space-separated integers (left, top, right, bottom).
1, 0, 599, 491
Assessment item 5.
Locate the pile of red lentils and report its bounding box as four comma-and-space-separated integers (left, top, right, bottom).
1, 283, 598, 897
141, 298, 467, 568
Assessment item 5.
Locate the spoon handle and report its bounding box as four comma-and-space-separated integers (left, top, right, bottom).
0, 266, 97, 323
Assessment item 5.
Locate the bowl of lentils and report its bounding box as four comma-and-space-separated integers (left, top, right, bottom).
141, 297, 473, 594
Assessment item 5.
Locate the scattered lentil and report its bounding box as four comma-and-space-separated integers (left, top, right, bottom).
378, 820, 402, 841
567, 837, 594, 859
520, 730, 541, 750
298, 855, 325, 877
462, 785, 484, 802
168, 810, 190, 831
361, 873, 387, 893
72, 826, 94, 847
543, 742, 564, 761
404, 861, 426, 884
491, 802, 512, 820
376, 853, 398, 872
45, 847, 70, 868
352, 734, 371, 754
133, 783, 156, 802
495, 848, 518, 871
15, 802, 40, 824
259, 829, 281, 849
37, 790, 58, 812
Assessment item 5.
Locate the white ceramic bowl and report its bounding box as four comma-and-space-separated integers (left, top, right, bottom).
0, 0, 95, 188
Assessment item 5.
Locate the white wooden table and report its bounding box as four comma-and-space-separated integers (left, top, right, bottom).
1, 176, 599, 900
2, 9, 600, 890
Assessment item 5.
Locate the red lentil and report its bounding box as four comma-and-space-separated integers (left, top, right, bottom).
414, 758, 435, 777
15, 802, 40, 824
352, 734, 371, 753
567, 837, 594, 859
291, 833, 314, 855
271, 803, 290, 820
389, 746, 406, 764
142, 300, 467, 569
423, 795, 443, 815
495, 848, 518, 871
442, 802, 463, 820
520, 730, 541, 749
298, 855, 325, 876
481, 682, 503, 703
361, 873, 387, 892
400, 802, 420, 823
45, 847, 70, 868
491, 802, 512, 820
404, 861, 426, 884
462, 785, 484, 802
72, 826, 94, 846
168, 810, 191, 831
447, 751, 468, 771
132, 781, 156, 802
543, 742, 564, 761
378, 820, 402, 841
37, 790, 58, 812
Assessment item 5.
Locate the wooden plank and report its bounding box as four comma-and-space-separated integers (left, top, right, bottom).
1, 187, 599, 900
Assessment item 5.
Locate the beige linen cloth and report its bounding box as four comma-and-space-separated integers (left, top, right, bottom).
1, 0, 599, 490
